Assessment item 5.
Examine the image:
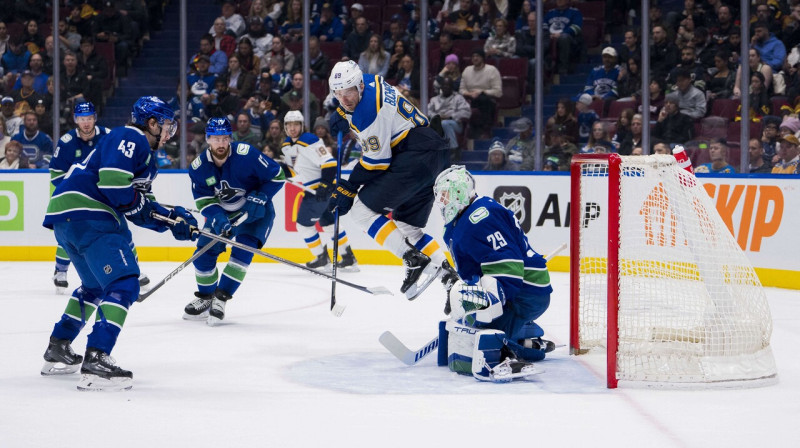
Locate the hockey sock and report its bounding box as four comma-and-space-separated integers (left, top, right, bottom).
86, 276, 138, 355
51, 286, 101, 342
193, 236, 225, 295
54, 245, 71, 272
322, 225, 351, 253
298, 224, 325, 257
395, 222, 446, 266
217, 234, 258, 296
365, 215, 408, 258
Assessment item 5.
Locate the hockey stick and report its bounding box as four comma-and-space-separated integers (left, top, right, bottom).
136, 212, 247, 302
379, 244, 568, 365
329, 130, 346, 317
286, 179, 316, 195
151, 214, 393, 296
161, 204, 201, 214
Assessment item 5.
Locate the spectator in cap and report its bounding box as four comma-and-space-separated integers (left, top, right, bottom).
1, 97, 22, 137
313, 115, 335, 154
460, 48, 501, 139
483, 140, 516, 171
760, 116, 781, 164
212, 0, 246, 37
310, 0, 347, 23
311, 3, 344, 42
542, 156, 560, 171
542, 128, 577, 171
434, 53, 462, 94
780, 116, 800, 138
256, 69, 282, 112
484, 18, 516, 58
574, 93, 598, 143
672, 68, 707, 119
506, 117, 534, 169
653, 92, 694, 144
428, 77, 470, 155
359, 34, 390, 78
582, 47, 621, 101
343, 3, 364, 36
772, 134, 800, 174
11, 70, 43, 113
240, 15, 274, 59
694, 138, 736, 173
190, 34, 228, 75
187, 52, 219, 102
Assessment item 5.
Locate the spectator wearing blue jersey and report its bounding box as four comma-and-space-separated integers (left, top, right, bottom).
311, 3, 344, 42
12, 53, 48, 95
583, 47, 621, 101
694, 138, 737, 174
190, 35, 228, 76
434, 166, 553, 382
544, 0, 583, 83
751, 21, 786, 72
575, 93, 598, 143
280, 0, 305, 42
1, 35, 31, 79
12, 111, 52, 168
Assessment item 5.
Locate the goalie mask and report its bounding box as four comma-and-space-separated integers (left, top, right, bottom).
434, 165, 476, 224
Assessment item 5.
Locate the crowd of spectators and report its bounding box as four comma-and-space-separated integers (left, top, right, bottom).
0, 0, 162, 169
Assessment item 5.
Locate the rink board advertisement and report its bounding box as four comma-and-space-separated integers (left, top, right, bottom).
0, 171, 797, 289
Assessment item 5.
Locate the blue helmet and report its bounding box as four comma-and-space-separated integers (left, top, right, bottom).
131, 96, 174, 127
206, 117, 232, 137
73, 102, 96, 117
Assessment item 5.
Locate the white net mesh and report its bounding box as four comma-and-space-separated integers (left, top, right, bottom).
575, 155, 777, 385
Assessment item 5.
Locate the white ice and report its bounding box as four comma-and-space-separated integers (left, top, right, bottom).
1, 261, 798, 448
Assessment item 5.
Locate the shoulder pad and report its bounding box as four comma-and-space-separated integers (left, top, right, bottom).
299, 132, 319, 145
191, 156, 202, 170
60, 133, 73, 143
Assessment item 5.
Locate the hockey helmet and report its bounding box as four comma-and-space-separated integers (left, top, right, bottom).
73, 101, 96, 117
433, 165, 476, 224
329, 60, 363, 95
131, 96, 177, 138
284, 110, 304, 124
206, 117, 232, 137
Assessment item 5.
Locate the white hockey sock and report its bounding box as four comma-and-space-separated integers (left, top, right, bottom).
297, 224, 325, 257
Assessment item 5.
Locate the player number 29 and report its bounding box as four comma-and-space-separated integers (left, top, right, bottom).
487, 231, 507, 250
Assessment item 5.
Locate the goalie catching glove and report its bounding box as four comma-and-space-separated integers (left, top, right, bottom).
449, 277, 505, 327
326, 178, 357, 215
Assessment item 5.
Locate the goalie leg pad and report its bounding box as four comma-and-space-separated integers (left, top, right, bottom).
444, 320, 479, 375
471, 330, 507, 382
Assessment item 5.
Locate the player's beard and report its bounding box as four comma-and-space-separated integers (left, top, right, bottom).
211, 144, 231, 161
78, 126, 95, 140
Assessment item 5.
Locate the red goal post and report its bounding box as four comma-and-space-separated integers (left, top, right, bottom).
569, 154, 777, 389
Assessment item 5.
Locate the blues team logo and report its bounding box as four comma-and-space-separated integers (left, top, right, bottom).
494, 186, 532, 233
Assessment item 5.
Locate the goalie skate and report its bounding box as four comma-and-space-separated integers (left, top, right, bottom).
183, 291, 213, 320
77, 348, 132, 392
41, 336, 82, 376
488, 358, 539, 383
52, 270, 68, 294
401, 246, 442, 300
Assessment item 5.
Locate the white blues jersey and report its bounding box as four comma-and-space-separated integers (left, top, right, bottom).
335, 74, 429, 172
281, 132, 337, 188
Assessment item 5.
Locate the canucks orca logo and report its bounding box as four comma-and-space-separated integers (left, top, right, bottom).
131, 173, 154, 192
215, 180, 245, 203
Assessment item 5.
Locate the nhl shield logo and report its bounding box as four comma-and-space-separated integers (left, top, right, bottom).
103, 265, 112, 274
493, 186, 532, 232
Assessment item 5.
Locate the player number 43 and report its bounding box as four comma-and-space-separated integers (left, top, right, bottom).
487, 231, 507, 250
117, 140, 136, 158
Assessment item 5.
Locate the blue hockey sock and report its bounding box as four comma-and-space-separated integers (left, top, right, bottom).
217, 234, 257, 296
54, 245, 71, 272
86, 276, 138, 355
51, 286, 101, 342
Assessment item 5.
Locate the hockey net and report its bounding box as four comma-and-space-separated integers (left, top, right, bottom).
569, 154, 777, 388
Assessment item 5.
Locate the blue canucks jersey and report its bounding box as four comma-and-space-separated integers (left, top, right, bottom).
583, 65, 621, 99
50, 126, 111, 187
544, 7, 583, 36
189, 142, 285, 219
12, 130, 54, 169
43, 126, 159, 228
443, 196, 552, 300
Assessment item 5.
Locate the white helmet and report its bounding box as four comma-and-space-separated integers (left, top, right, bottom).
433, 165, 476, 224
284, 110, 304, 135
329, 60, 363, 93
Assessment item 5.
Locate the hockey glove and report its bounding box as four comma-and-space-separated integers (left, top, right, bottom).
167, 206, 198, 241
209, 212, 232, 237
121, 192, 169, 232
241, 191, 268, 222
329, 112, 351, 136
326, 178, 357, 215
315, 180, 334, 202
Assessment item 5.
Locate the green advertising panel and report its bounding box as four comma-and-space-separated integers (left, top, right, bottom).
0, 181, 24, 231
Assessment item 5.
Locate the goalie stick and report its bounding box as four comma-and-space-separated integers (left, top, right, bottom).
151, 213, 393, 296
379, 243, 568, 365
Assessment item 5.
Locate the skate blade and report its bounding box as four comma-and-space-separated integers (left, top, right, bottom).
335, 264, 360, 273
404, 264, 443, 300
77, 374, 132, 391
207, 315, 224, 326
183, 311, 210, 321
41, 361, 80, 376
54, 285, 67, 295
489, 367, 541, 383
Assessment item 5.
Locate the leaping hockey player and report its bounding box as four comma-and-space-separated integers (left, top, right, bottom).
281, 110, 358, 271
41, 96, 198, 391
433, 166, 554, 382
49, 101, 151, 293
182, 117, 285, 325
326, 60, 458, 300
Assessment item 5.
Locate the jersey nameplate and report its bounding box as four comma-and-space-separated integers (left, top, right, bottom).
382, 81, 397, 107
236, 143, 249, 155
469, 207, 489, 224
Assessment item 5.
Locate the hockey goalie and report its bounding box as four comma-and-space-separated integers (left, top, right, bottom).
434, 166, 555, 382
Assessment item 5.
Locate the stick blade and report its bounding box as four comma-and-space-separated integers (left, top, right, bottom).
378, 331, 416, 365
330, 302, 346, 317
367, 286, 394, 296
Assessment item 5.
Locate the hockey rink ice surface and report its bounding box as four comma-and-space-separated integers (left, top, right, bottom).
1, 262, 798, 448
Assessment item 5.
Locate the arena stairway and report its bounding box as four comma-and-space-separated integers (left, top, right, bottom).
102, 0, 220, 126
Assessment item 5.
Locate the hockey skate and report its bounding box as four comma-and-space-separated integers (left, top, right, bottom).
400, 243, 443, 300
337, 246, 360, 272
306, 246, 332, 271
52, 269, 68, 294
41, 336, 83, 375
487, 358, 539, 382
440, 260, 459, 315
138, 272, 150, 287
183, 291, 213, 320
523, 337, 556, 353
207, 289, 232, 326
77, 347, 132, 391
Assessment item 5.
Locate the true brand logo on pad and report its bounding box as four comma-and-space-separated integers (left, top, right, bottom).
0, 181, 24, 231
